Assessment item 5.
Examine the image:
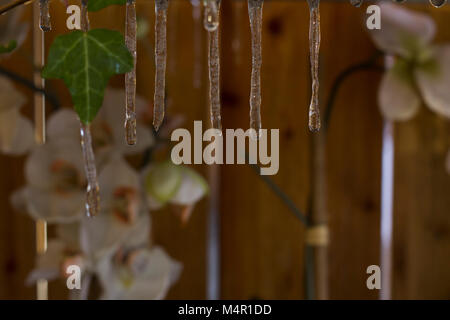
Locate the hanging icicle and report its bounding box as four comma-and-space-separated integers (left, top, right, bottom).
153, 0, 168, 131
350, 0, 363, 7
248, 0, 263, 139
307, 0, 321, 132
203, 0, 219, 32
80, 124, 100, 217
125, 0, 137, 145
79, 0, 99, 217
39, 0, 51, 32
429, 0, 447, 7
81, 0, 89, 31
207, 0, 221, 130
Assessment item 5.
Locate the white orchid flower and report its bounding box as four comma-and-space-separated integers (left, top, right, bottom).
369, 3, 450, 121
142, 161, 208, 223
80, 155, 151, 259
0, 77, 33, 155
26, 209, 151, 293
47, 88, 154, 166
14, 140, 86, 223
97, 246, 181, 300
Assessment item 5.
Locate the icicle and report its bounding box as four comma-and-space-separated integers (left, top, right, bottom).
153, 0, 168, 132
81, 0, 89, 31
429, 0, 446, 7
191, 0, 202, 89
207, 1, 222, 131
248, 0, 263, 139
79, 1, 99, 217
307, 0, 321, 132
80, 123, 100, 217
350, 0, 363, 7
203, 0, 219, 32
125, 0, 137, 145
39, 0, 51, 32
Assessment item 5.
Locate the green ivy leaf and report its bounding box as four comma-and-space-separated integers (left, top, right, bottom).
0, 40, 17, 54
42, 29, 133, 124
88, 0, 126, 12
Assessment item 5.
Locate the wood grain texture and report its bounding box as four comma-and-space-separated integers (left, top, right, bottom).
391, 5, 450, 300
220, 0, 310, 300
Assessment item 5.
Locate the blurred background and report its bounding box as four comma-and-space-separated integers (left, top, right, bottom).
0, 0, 449, 300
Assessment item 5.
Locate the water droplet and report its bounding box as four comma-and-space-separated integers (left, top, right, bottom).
39, 0, 51, 32
204, 0, 219, 32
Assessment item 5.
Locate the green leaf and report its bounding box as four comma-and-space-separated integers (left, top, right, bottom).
0, 40, 17, 54
42, 29, 133, 124
88, 0, 126, 12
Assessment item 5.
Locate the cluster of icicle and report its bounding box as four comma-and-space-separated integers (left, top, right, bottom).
350, 0, 447, 8
35, 0, 448, 218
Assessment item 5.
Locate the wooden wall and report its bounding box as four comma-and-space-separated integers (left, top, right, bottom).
0, 1, 449, 299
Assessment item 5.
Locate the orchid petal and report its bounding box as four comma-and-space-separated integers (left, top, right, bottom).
170, 166, 208, 206
99, 246, 181, 300
25, 140, 85, 189
378, 64, 420, 121
23, 186, 85, 223
99, 155, 141, 211
3, 115, 34, 155
80, 211, 150, 258
416, 45, 450, 119
47, 109, 80, 143
368, 3, 435, 59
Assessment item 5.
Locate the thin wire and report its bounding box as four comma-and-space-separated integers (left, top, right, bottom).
248, 162, 309, 226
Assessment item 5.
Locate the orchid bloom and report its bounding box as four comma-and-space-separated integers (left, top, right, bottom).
0, 77, 33, 155
97, 246, 181, 300
369, 3, 450, 174
13, 135, 151, 225
80, 156, 151, 258
142, 161, 209, 223
15, 140, 87, 223
370, 3, 450, 120
25, 213, 165, 300
47, 88, 154, 166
